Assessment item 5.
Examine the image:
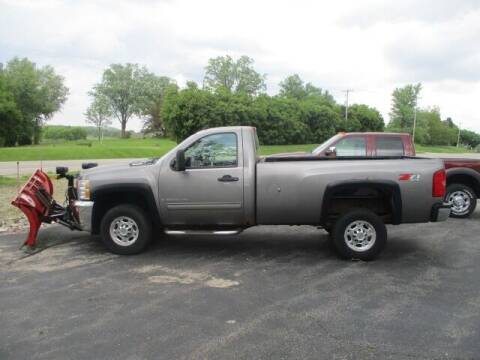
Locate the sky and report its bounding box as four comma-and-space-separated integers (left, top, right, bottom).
1, 0, 479, 133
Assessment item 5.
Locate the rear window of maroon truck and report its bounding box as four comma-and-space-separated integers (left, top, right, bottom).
375, 136, 404, 156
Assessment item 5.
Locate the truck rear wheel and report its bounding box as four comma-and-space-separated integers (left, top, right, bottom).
445, 184, 477, 218
100, 204, 152, 255
331, 209, 387, 261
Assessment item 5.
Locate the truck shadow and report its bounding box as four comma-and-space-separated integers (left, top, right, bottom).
146, 226, 424, 262
24, 223, 437, 264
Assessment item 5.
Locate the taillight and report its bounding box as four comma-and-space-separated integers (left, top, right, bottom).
432, 169, 446, 197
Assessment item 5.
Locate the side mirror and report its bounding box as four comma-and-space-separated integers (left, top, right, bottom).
325, 146, 336, 156
175, 149, 186, 171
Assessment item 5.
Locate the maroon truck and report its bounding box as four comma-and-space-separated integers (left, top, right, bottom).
307, 132, 479, 218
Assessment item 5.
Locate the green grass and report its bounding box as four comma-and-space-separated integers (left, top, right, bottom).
0, 138, 474, 162
0, 138, 178, 161
0, 138, 317, 161
259, 144, 317, 155
415, 144, 473, 153
0, 175, 29, 186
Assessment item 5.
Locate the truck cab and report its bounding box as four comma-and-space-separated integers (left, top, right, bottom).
312, 132, 415, 157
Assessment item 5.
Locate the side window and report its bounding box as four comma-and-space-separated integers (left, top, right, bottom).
335, 137, 367, 156
376, 137, 404, 156
184, 133, 238, 168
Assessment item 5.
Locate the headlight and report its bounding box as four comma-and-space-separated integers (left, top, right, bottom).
77, 180, 91, 200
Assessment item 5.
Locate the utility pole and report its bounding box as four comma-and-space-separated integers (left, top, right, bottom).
343, 89, 353, 121
412, 106, 417, 144
412, 94, 421, 144
457, 123, 461, 148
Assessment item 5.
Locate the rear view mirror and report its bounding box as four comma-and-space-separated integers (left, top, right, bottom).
175, 149, 186, 171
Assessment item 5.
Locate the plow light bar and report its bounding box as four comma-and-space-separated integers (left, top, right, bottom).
56, 166, 69, 176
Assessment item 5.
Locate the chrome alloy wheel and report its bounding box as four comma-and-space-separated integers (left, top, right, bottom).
344, 220, 376, 252
109, 216, 139, 246
447, 190, 471, 215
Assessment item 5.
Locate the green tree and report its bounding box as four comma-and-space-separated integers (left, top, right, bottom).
139, 74, 175, 137
279, 74, 307, 99
3, 58, 68, 144
415, 108, 457, 146
389, 83, 422, 130
279, 74, 335, 105
203, 55, 266, 95
347, 104, 384, 132
93, 63, 147, 138
299, 101, 338, 143
0, 73, 22, 147
460, 129, 480, 148
85, 94, 112, 142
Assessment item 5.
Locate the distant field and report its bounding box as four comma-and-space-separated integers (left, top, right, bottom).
0, 138, 177, 161
415, 144, 473, 154
0, 138, 472, 162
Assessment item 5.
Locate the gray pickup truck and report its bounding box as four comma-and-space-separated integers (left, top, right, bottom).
74, 126, 449, 260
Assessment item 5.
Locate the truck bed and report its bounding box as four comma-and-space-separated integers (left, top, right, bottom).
256, 157, 444, 225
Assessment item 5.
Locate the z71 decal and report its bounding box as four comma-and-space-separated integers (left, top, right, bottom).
398, 173, 421, 182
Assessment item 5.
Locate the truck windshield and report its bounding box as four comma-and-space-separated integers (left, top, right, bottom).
311, 135, 341, 154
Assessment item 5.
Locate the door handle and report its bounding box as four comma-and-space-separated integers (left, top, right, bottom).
218, 175, 239, 182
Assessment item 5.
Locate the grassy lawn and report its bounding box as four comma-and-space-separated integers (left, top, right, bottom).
0, 138, 318, 161
0, 138, 178, 161
259, 144, 317, 155
0, 138, 474, 162
415, 144, 473, 153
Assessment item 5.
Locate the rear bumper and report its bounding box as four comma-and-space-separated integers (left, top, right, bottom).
431, 203, 450, 222
74, 200, 94, 232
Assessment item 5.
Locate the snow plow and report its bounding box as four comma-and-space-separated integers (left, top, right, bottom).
11, 167, 83, 249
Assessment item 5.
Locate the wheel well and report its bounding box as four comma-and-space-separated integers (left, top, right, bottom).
447, 174, 480, 197
321, 183, 401, 227
91, 190, 159, 234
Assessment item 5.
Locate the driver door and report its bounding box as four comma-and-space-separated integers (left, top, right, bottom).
160, 131, 244, 226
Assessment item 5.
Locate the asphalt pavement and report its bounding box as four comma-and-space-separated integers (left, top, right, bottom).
1, 209, 480, 359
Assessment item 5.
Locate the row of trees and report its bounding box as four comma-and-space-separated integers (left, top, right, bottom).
89, 55, 479, 147
2, 55, 478, 148
87, 56, 384, 144
0, 58, 68, 146
162, 80, 383, 144
388, 83, 480, 148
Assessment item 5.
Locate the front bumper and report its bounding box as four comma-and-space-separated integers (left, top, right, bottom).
431, 203, 450, 222
74, 200, 94, 232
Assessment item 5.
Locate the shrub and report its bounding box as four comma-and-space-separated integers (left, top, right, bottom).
43, 125, 87, 141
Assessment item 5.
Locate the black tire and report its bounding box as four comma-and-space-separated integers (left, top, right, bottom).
445, 184, 477, 218
331, 209, 387, 261
100, 204, 152, 255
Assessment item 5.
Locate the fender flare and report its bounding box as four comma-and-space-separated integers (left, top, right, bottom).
446, 167, 480, 196
91, 183, 161, 234
446, 167, 480, 183
320, 180, 402, 225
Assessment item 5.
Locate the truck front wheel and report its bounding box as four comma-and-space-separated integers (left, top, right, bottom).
445, 184, 477, 218
331, 209, 387, 261
100, 204, 152, 255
